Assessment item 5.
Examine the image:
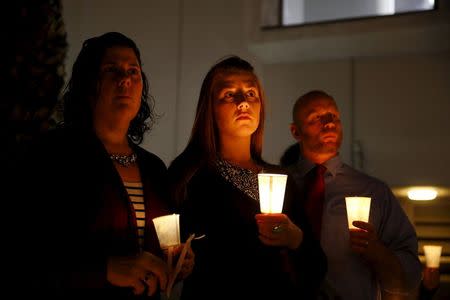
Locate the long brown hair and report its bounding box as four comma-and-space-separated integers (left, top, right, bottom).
168, 55, 266, 206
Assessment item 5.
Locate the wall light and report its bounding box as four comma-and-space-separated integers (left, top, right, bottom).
392, 186, 449, 201
407, 187, 438, 201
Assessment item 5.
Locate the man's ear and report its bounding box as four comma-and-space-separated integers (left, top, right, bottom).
290, 123, 302, 141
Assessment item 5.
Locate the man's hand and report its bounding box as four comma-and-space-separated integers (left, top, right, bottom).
349, 220, 382, 262
350, 220, 407, 296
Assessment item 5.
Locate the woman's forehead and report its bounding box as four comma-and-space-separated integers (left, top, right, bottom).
213, 71, 258, 88
101, 46, 139, 65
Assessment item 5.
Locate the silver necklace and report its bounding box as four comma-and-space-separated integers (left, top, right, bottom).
110, 153, 137, 167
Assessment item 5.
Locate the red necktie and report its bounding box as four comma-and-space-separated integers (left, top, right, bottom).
305, 164, 326, 240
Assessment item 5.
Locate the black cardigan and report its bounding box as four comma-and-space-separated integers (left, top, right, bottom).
17, 127, 170, 298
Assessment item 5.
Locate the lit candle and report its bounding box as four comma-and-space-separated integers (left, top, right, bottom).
258, 173, 287, 213
345, 197, 371, 229
423, 245, 442, 268
152, 214, 180, 249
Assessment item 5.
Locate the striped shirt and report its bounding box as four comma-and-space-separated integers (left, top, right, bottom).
124, 181, 145, 249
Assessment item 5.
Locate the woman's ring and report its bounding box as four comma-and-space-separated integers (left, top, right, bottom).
272, 225, 283, 233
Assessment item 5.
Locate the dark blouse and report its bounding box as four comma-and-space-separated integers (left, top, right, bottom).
178, 161, 327, 300
216, 157, 260, 201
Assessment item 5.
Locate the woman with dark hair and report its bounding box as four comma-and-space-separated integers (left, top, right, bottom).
21, 32, 193, 298
62, 33, 155, 143
168, 56, 326, 299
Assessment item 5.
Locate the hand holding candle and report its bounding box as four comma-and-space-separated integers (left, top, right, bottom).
256, 173, 303, 249
152, 214, 180, 297
423, 245, 442, 268
346, 197, 379, 259
345, 197, 371, 229
422, 245, 442, 291
152, 214, 197, 299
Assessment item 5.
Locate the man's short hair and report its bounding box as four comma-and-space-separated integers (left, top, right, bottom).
292, 90, 335, 123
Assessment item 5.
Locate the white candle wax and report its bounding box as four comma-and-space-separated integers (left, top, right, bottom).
258, 173, 287, 213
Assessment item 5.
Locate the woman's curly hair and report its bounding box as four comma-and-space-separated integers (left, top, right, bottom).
62, 31, 155, 144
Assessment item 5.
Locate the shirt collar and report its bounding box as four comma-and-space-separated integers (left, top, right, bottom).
323, 155, 342, 177
296, 154, 343, 178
